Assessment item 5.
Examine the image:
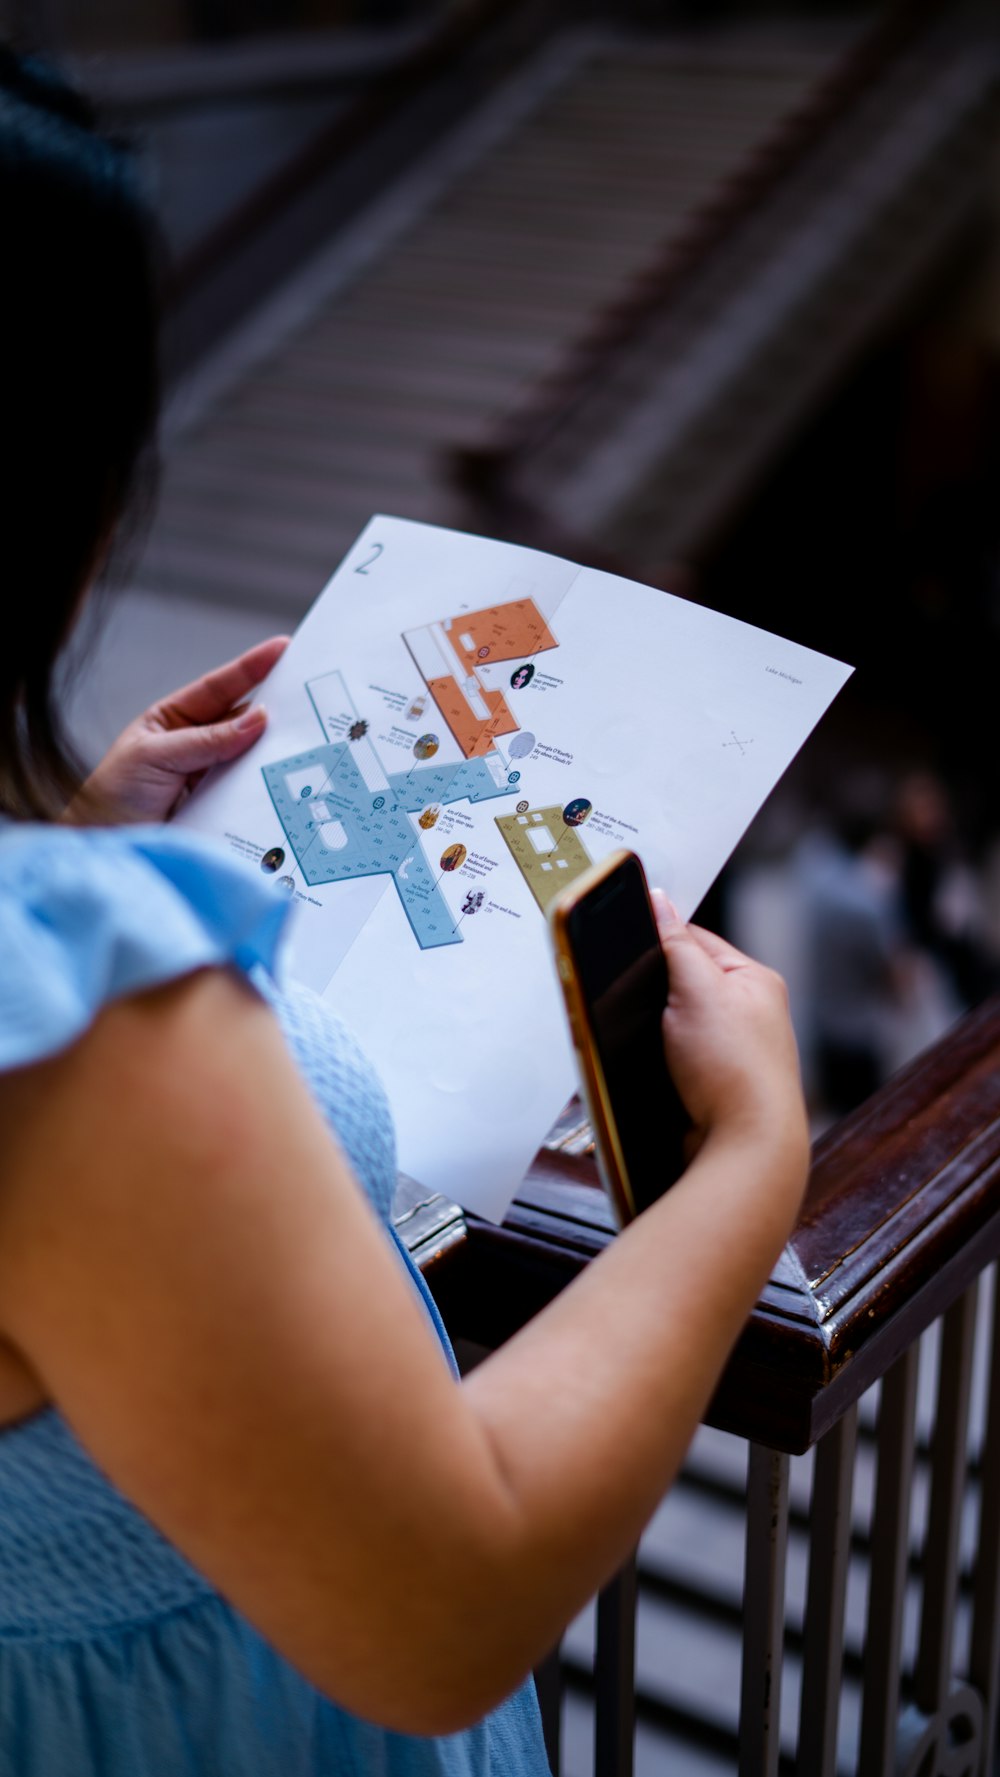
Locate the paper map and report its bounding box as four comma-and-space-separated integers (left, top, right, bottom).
179, 516, 852, 1219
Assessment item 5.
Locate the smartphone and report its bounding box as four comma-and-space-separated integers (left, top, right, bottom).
549, 850, 690, 1223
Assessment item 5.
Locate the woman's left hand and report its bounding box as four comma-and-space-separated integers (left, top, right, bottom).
68, 636, 289, 824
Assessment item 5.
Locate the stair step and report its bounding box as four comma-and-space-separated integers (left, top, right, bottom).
226, 364, 518, 422
146, 31, 832, 693
170, 423, 437, 487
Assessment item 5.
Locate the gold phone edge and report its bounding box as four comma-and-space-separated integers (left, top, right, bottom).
547, 850, 640, 1227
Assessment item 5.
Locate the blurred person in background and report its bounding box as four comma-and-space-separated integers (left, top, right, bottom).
798, 765, 999, 1124
798, 774, 905, 1119
894, 768, 1000, 1012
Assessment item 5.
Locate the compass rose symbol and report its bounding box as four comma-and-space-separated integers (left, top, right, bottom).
724, 731, 754, 757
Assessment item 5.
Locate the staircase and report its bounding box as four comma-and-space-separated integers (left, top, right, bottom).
136, 27, 837, 619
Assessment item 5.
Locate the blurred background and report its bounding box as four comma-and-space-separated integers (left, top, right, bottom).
9, 0, 1000, 1124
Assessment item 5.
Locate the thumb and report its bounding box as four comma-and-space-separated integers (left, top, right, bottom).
650, 890, 721, 1005
650, 886, 683, 938
661, 929, 721, 1006
153, 704, 268, 775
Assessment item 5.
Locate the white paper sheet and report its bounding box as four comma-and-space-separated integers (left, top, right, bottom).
178, 516, 852, 1219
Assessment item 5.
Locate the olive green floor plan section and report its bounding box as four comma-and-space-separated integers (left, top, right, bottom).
495, 804, 593, 913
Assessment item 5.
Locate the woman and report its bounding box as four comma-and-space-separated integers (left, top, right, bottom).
0, 49, 810, 1776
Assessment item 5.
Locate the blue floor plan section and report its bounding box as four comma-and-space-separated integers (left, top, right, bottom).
263, 739, 515, 949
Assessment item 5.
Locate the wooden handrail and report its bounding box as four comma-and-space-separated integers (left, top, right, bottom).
426, 994, 1000, 1455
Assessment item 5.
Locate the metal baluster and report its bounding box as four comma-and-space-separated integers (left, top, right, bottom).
740, 1443, 791, 1777
971, 1266, 1000, 1777
858, 1342, 921, 1777
534, 1644, 562, 1776
914, 1283, 980, 1716
796, 1405, 859, 1777
594, 1554, 637, 1777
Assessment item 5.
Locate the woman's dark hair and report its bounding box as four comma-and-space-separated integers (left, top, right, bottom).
0, 47, 160, 817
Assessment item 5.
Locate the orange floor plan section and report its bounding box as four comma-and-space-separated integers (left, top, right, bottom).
403, 598, 557, 760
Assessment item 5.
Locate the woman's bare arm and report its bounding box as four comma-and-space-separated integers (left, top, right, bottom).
0, 916, 807, 1735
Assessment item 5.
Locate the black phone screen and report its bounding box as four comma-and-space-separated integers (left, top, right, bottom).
566, 856, 688, 1214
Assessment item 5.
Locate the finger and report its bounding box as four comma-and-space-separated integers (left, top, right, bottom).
149, 704, 268, 774
685, 924, 756, 971
660, 927, 723, 1000
655, 911, 753, 994
650, 887, 683, 940
651, 893, 723, 983
154, 637, 289, 730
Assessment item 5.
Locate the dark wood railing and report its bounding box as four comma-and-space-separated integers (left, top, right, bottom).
427, 994, 1000, 1453
402, 995, 1000, 1774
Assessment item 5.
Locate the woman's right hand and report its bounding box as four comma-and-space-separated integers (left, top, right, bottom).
653, 893, 809, 1176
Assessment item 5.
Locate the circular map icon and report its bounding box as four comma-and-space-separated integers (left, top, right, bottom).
562, 798, 593, 828
508, 731, 535, 759
414, 733, 439, 760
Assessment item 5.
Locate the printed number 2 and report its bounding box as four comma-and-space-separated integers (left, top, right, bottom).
355, 542, 384, 575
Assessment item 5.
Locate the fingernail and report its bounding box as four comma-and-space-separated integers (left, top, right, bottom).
235, 704, 266, 733
651, 888, 682, 928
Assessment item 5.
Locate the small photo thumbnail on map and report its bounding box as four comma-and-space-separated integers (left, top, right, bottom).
440, 843, 468, 873
414, 733, 439, 760
261, 846, 286, 873
562, 799, 593, 828
509, 663, 535, 690
276, 875, 297, 894
418, 804, 441, 830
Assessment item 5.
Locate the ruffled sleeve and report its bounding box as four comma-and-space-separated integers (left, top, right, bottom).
0, 823, 293, 1071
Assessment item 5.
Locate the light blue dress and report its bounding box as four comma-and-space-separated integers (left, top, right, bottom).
0, 823, 550, 1777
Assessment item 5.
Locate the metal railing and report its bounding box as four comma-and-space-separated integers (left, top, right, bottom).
402, 994, 1000, 1774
